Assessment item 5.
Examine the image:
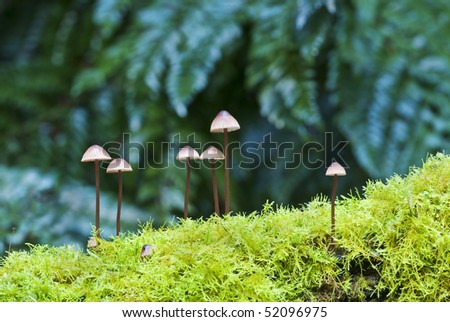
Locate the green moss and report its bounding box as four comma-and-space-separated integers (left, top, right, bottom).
1, 153, 450, 301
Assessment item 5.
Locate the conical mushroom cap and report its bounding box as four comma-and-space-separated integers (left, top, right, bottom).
200, 146, 225, 160
210, 110, 240, 133
326, 162, 346, 176
176, 146, 200, 161
81, 145, 112, 162
106, 158, 133, 173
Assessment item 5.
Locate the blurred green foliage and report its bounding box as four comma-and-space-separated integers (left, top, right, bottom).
1, 0, 450, 252
0, 166, 156, 254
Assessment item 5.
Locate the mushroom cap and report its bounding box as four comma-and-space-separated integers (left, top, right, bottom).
176, 146, 200, 161
210, 110, 240, 133
106, 158, 133, 173
81, 145, 112, 162
141, 244, 154, 258
326, 162, 347, 176
87, 237, 98, 248
200, 146, 225, 160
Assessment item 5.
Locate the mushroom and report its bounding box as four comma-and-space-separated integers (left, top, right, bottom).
140, 244, 154, 260
200, 146, 225, 216
81, 144, 112, 238
87, 237, 98, 249
107, 158, 133, 236
325, 162, 346, 248
210, 110, 240, 214
176, 146, 200, 219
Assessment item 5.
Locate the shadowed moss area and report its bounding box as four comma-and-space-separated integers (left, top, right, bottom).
1, 153, 450, 302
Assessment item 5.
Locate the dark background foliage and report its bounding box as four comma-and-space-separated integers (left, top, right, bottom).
1, 0, 450, 254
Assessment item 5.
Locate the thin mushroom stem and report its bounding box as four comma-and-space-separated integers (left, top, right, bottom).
116, 170, 122, 236
94, 159, 100, 238
210, 160, 220, 216
223, 128, 230, 214
330, 175, 338, 248
184, 157, 191, 219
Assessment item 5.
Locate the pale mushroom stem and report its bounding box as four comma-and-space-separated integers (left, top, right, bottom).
116, 170, 122, 236
210, 160, 220, 216
94, 159, 101, 238
330, 175, 338, 247
223, 128, 230, 214
184, 157, 191, 219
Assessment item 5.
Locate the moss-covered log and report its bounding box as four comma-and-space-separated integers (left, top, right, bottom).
1, 154, 450, 301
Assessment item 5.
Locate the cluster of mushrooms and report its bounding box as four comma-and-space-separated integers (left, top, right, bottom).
81, 109, 347, 253
177, 110, 240, 219
81, 110, 240, 249
81, 145, 133, 246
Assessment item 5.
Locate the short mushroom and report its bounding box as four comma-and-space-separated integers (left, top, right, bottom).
176, 146, 200, 219
325, 162, 346, 248
200, 146, 225, 216
87, 237, 98, 249
210, 110, 240, 214
107, 158, 133, 236
81, 144, 112, 238
140, 244, 154, 260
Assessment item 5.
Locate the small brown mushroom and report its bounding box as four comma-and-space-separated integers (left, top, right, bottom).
81, 145, 112, 238
87, 237, 98, 249
107, 158, 133, 236
140, 244, 154, 260
325, 162, 346, 248
176, 146, 200, 219
200, 146, 225, 216
210, 110, 240, 214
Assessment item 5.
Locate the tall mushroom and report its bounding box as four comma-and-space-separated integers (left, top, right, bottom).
107, 158, 133, 236
210, 110, 240, 214
325, 162, 346, 248
176, 146, 200, 219
81, 144, 112, 238
200, 146, 225, 216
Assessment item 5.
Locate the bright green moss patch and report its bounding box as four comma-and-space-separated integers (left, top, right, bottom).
1, 153, 450, 301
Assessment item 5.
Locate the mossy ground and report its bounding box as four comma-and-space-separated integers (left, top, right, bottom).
1, 154, 450, 302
